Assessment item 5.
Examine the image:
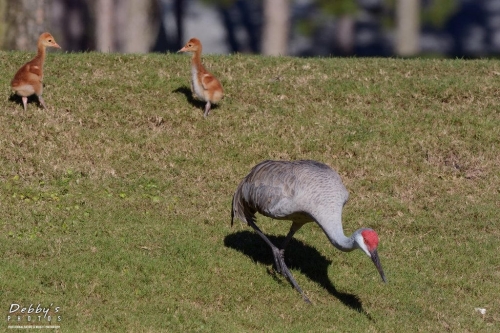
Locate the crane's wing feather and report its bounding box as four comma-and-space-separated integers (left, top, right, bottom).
232, 160, 348, 226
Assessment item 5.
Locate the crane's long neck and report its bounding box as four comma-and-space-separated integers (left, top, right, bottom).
317, 212, 357, 252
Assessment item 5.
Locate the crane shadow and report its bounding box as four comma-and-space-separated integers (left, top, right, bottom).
173, 86, 220, 114
224, 230, 372, 319
8, 94, 43, 110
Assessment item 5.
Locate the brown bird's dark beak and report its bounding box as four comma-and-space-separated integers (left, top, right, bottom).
370, 249, 387, 283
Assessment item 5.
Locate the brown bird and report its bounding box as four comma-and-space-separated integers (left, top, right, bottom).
178, 38, 223, 117
11, 32, 61, 111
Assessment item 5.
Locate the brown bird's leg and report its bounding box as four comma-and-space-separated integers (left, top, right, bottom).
21, 97, 28, 111
38, 95, 47, 109
204, 101, 211, 117
248, 219, 311, 303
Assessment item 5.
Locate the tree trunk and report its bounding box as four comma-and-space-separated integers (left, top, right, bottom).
0, 0, 6, 49
119, 0, 160, 53
95, 0, 114, 52
94, 0, 160, 53
4, 0, 48, 50
261, 0, 289, 56
395, 0, 420, 56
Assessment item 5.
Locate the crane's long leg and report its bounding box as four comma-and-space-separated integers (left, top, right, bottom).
281, 222, 304, 250
247, 219, 311, 303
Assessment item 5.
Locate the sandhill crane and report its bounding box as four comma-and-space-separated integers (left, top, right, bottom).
231, 160, 386, 303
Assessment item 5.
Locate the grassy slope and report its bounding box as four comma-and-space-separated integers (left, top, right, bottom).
0, 50, 499, 332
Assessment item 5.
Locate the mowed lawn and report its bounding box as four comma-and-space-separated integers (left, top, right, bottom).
0, 50, 499, 332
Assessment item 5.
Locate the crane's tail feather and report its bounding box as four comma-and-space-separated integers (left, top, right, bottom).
231, 186, 254, 227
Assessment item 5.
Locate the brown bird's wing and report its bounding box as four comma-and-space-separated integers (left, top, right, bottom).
200, 72, 223, 103
26, 63, 42, 77
200, 73, 219, 91
11, 65, 43, 96
12, 63, 42, 86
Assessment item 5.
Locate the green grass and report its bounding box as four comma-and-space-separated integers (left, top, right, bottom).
1, 50, 499, 332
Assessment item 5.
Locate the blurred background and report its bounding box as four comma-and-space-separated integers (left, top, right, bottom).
0, 0, 499, 58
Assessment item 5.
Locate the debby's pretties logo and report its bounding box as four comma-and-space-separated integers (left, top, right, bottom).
6, 303, 62, 326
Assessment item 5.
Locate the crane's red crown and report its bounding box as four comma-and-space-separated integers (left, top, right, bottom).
361, 229, 379, 251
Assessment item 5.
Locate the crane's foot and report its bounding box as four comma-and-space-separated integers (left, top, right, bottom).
248, 221, 311, 303
271, 247, 311, 304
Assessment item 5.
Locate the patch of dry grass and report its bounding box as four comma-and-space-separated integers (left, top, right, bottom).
0, 50, 499, 332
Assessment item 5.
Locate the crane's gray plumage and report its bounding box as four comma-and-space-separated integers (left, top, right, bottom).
231, 160, 386, 303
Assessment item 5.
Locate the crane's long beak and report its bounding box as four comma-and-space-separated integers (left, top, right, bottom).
370, 249, 387, 283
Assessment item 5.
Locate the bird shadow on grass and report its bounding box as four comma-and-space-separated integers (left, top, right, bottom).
173, 86, 220, 114
224, 230, 372, 320
8, 94, 43, 110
